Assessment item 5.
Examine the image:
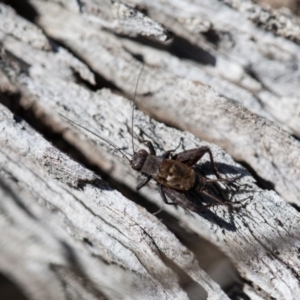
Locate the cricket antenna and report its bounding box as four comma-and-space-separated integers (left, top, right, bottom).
59, 113, 132, 163
131, 64, 144, 154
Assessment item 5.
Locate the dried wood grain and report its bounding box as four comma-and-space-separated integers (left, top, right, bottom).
1, 0, 300, 299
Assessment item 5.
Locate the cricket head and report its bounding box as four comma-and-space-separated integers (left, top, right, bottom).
131, 149, 148, 171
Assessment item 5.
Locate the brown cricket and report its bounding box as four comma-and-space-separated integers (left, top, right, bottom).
130, 141, 237, 212
60, 65, 238, 213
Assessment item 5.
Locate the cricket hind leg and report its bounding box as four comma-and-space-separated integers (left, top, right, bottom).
199, 188, 244, 212
161, 186, 235, 215
173, 146, 223, 178
209, 179, 250, 208
204, 175, 242, 185
174, 146, 241, 183
200, 190, 232, 206
198, 201, 228, 211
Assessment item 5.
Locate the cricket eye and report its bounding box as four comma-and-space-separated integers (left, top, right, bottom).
132, 163, 138, 169
131, 160, 143, 170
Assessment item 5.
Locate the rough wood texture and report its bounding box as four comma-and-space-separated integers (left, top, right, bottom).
1, 0, 300, 299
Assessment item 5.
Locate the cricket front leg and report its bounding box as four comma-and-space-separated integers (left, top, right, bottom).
140, 140, 156, 155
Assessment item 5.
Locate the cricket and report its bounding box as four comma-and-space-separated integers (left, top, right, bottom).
60, 65, 239, 213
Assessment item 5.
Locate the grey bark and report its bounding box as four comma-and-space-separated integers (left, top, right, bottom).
1, 0, 300, 299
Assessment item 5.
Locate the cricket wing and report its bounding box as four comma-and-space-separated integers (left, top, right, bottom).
162, 186, 199, 212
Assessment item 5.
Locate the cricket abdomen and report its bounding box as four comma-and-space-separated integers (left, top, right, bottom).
155, 159, 196, 191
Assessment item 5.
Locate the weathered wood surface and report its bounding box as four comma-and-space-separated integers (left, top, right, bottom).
1, 0, 300, 299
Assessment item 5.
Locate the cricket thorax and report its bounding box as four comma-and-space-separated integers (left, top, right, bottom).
140, 155, 164, 177
156, 159, 196, 191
